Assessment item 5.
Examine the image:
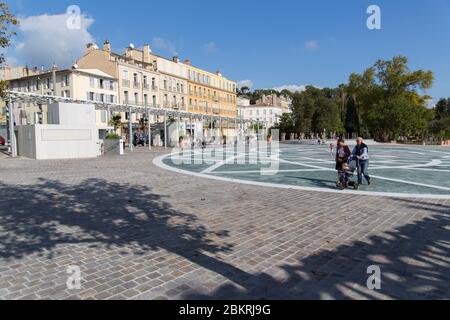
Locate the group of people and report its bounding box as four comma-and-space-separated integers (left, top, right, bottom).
333, 137, 371, 186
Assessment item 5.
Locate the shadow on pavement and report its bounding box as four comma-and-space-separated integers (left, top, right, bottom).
0, 179, 448, 299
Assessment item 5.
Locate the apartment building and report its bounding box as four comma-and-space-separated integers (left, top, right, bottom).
78, 41, 236, 117
6, 40, 239, 140
238, 94, 292, 128
1, 65, 44, 128
184, 60, 236, 117
7, 67, 118, 134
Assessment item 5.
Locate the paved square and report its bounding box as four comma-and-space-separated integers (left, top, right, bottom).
0, 147, 449, 300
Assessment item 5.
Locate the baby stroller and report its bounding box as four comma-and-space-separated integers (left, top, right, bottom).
336, 157, 359, 190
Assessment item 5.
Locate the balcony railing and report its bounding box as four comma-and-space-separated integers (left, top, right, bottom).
133, 82, 140, 89
143, 83, 149, 90
122, 79, 130, 87
151, 85, 158, 91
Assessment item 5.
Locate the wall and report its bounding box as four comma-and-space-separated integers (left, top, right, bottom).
18, 124, 99, 160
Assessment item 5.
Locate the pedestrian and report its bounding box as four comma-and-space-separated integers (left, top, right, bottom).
352, 137, 371, 185
329, 143, 334, 156
335, 138, 351, 172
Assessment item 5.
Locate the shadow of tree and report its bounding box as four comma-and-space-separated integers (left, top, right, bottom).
1, 179, 449, 300
0, 178, 235, 274
184, 200, 450, 300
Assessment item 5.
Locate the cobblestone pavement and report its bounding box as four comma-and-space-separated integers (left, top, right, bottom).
0, 148, 449, 300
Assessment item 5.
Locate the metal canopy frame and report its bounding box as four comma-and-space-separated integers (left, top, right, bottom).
6, 91, 249, 122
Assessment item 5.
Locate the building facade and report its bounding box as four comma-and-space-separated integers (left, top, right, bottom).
238, 94, 292, 128
5, 40, 238, 142
7, 67, 118, 135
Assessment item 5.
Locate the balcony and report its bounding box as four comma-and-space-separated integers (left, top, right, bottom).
151, 85, 158, 91
143, 83, 149, 90
122, 79, 130, 87
133, 82, 140, 89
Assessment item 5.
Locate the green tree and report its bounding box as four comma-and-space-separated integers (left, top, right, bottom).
345, 56, 433, 141
430, 98, 450, 142
0, 2, 18, 99
108, 114, 122, 131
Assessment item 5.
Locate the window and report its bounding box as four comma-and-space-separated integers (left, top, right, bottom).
61, 75, 70, 87
164, 80, 167, 90
123, 70, 129, 80
100, 94, 105, 102
180, 84, 184, 93
152, 95, 157, 106
134, 92, 139, 104
101, 110, 107, 123
144, 94, 148, 106
61, 90, 70, 98
152, 78, 156, 89
143, 75, 148, 85
124, 91, 129, 103
133, 73, 139, 87
99, 79, 104, 89
90, 77, 95, 88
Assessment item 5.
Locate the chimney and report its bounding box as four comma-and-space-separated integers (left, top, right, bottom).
51, 64, 58, 96
143, 44, 150, 63
215, 69, 222, 77
103, 40, 111, 52
85, 43, 98, 54
172, 55, 179, 63
183, 59, 191, 66
24, 65, 29, 76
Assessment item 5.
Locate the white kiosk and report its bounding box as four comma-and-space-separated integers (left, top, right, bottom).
17, 102, 100, 160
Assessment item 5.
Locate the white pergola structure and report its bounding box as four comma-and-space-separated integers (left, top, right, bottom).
4, 91, 250, 157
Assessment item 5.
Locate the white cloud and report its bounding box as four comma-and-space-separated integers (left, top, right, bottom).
273, 84, 307, 93
12, 12, 95, 68
152, 37, 177, 56
203, 41, 217, 54
237, 80, 253, 89
305, 40, 319, 51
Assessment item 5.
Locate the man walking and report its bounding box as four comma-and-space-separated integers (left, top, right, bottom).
352, 137, 371, 185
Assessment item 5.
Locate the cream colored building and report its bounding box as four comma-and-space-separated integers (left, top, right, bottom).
5, 40, 239, 142
239, 94, 292, 128
7, 67, 118, 136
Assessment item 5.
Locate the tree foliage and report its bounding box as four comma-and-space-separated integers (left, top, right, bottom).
0, 2, 18, 99
274, 56, 436, 142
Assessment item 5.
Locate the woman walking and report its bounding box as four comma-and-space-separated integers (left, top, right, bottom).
335, 138, 351, 172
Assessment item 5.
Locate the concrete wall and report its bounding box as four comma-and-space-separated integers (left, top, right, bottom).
47, 102, 96, 126
18, 124, 99, 160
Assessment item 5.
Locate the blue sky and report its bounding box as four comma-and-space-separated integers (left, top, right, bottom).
5, 0, 450, 101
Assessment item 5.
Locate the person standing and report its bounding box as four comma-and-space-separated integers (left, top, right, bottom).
352, 137, 371, 185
